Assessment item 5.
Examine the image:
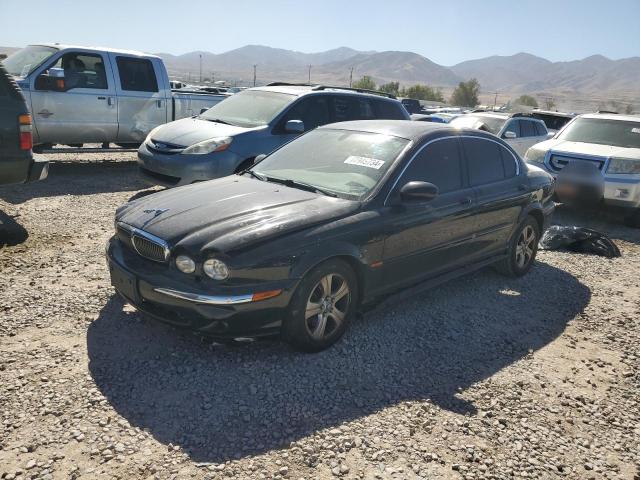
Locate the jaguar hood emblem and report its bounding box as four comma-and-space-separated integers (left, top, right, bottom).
143, 208, 169, 217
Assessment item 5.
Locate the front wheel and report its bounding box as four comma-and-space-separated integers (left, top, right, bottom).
495, 216, 540, 277
283, 259, 358, 352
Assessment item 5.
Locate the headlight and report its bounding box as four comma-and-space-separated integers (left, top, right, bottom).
144, 126, 162, 144
203, 258, 229, 280
607, 158, 640, 174
524, 147, 546, 164
175, 255, 196, 274
182, 137, 233, 155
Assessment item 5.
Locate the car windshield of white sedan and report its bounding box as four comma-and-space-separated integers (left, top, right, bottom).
558, 118, 640, 149
199, 90, 295, 128
252, 129, 409, 200
2, 45, 58, 78
449, 114, 506, 135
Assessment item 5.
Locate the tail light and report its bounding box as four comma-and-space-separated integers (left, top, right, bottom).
19, 114, 33, 151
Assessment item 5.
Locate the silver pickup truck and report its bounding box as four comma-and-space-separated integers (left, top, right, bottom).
2, 44, 227, 149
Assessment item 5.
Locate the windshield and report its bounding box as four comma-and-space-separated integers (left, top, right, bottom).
252, 128, 409, 200
200, 90, 294, 128
2, 45, 58, 78
449, 114, 507, 135
557, 117, 640, 149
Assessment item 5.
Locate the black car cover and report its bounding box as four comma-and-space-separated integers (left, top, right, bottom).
540, 226, 621, 258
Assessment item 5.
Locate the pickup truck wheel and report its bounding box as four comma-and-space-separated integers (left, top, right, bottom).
283, 259, 358, 353
494, 216, 540, 277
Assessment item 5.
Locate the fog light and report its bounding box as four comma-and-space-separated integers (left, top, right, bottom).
203, 258, 229, 280
175, 255, 196, 274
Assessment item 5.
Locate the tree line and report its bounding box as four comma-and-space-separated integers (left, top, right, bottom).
351, 76, 481, 107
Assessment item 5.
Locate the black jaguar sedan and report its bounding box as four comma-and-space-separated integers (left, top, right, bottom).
107, 121, 555, 352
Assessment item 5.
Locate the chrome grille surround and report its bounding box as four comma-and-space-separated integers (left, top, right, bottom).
547, 153, 607, 173
116, 222, 170, 263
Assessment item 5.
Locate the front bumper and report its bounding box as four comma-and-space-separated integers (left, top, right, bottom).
527, 161, 640, 209
137, 142, 241, 187
105, 236, 298, 339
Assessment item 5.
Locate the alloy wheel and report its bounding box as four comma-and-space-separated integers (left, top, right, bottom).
515, 225, 536, 268
305, 273, 351, 340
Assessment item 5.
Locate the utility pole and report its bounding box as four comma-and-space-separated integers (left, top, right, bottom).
253, 64, 257, 87
493, 91, 498, 109
308, 65, 312, 84
349, 67, 354, 87
199, 54, 202, 84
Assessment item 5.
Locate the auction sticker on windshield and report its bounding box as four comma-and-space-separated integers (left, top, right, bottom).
344, 156, 385, 169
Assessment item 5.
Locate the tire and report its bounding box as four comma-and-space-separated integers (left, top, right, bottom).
494, 216, 540, 277
283, 259, 359, 353
623, 208, 640, 228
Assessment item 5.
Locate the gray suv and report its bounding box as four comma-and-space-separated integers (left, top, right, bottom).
137, 83, 410, 187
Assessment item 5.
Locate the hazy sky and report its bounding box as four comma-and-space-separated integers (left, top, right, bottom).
1, 0, 638, 65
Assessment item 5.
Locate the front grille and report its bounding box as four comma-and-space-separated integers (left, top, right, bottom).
548, 154, 606, 173
116, 223, 169, 263
147, 138, 184, 154
131, 234, 168, 262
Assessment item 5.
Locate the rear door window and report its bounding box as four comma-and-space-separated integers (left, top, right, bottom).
534, 121, 547, 136
521, 120, 536, 137
462, 137, 506, 186
399, 138, 463, 194
372, 99, 407, 119
116, 57, 158, 92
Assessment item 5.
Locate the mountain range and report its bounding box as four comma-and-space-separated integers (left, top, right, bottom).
159, 45, 640, 95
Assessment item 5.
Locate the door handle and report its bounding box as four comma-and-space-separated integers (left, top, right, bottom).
460, 197, 473, 205
157, 99, 163, 108
107, 97, 115, 106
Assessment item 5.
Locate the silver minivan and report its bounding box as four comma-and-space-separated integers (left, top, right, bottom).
137, 84, 410, 187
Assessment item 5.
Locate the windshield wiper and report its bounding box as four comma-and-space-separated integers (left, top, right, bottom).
241, 170, 266, 181
262, 176, 338, 197
200, 117, 235, 126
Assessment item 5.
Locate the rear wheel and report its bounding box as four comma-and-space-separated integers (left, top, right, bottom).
283, 259, 358, 352
495, 216, 540, 277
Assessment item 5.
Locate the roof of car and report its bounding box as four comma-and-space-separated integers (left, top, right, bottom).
318, 120, 490, 141
580, 113, 640, 122
250, 84, 398, 100
31, 43, 159, 59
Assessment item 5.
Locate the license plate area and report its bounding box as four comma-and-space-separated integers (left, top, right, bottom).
109, 262, 140, 303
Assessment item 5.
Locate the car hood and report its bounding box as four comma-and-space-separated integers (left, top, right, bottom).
151, 117, 263, 147
539, 139, 640, 160
116, 176, 360, 253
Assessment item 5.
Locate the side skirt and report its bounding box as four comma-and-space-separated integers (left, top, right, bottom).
361, 253, 507, 314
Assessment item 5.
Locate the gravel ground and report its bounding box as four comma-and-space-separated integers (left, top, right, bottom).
0, 154, 638, 480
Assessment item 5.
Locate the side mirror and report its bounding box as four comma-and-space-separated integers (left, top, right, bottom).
503, 131, 517, 139
35, 68, 66, 92
254, 153, 267, 163
399, 181, 439, 203
284, 119, 305, 134
200, 108, 209, 114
